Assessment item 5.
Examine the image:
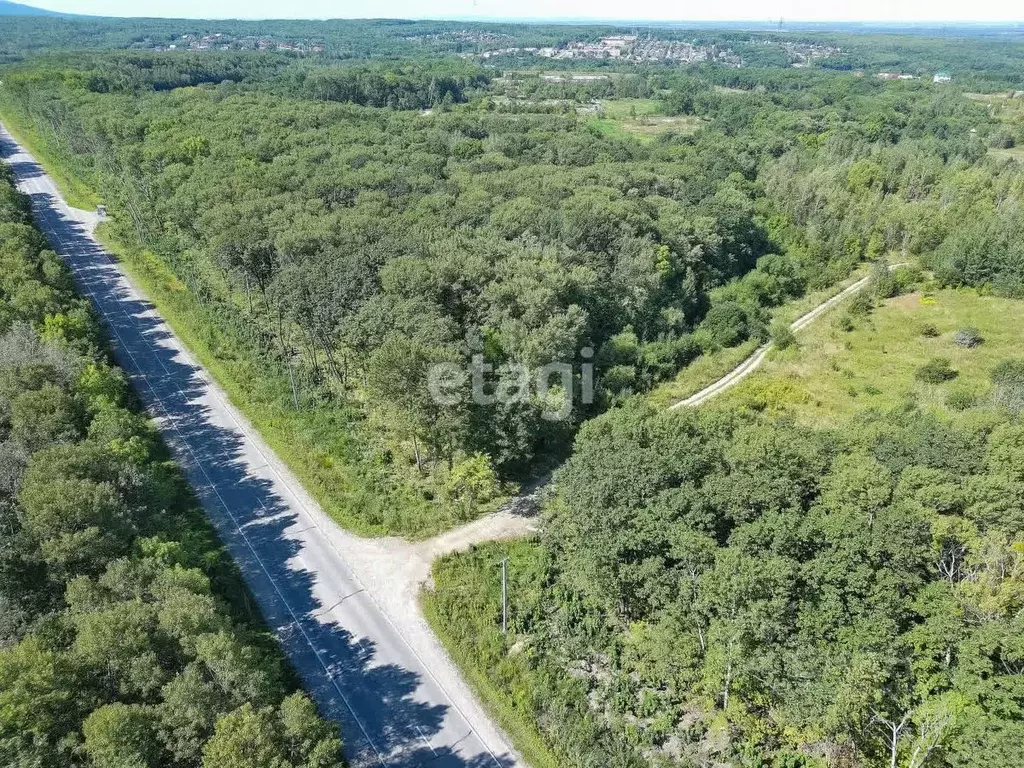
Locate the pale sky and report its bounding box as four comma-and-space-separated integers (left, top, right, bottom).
27, 0, 1024, 22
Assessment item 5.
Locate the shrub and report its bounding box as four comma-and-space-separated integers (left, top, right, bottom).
916, 357, 958, 384
770, 321, 797, 350
737, 379, 808, 413
598, 329, 640, 368
954, 326, 983, 348
990, 358, 1024, 413
989, 129, 1016, 149
698, 300, 749, 349
640, 340, 680, 383
671, 334, 702, 367
444, 453, 499, 513
893, 265, 924, 294
946, 386, 978, 411
835, 314, 856, 333
869, 260, 897, 299
601, 364, 637, 396
920, 323, 940, 338
848, 292, 873, 316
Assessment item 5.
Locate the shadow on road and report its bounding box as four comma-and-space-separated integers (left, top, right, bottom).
0, 134, 517, 768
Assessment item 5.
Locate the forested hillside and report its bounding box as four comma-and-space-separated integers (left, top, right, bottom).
4, 53, 1021, 535
0, 163, 342, 766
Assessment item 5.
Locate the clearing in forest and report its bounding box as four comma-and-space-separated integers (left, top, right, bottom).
707, 288, 1024, 424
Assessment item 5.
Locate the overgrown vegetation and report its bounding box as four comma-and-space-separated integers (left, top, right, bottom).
4, 19, 1024, 767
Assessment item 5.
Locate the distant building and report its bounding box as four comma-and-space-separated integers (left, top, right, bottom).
933, 72, 953, 83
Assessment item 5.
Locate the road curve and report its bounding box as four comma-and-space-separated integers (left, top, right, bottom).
1, 124, 525, 768
671, 266, 900, 410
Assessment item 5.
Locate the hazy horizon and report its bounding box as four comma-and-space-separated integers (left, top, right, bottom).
15, 0, 1024, 24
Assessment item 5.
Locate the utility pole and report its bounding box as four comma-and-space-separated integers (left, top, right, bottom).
499, 557, 508, 634
287, 358, 300, 410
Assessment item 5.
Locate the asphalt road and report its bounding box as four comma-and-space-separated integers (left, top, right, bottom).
0, 124, 523, 768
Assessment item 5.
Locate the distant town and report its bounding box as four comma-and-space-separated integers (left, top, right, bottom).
127, 29, 954, 83
875, 71, 954, 82
468, 35, 742, 66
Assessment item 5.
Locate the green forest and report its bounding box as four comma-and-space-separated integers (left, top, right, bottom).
3, 49, 1023, 537
3, 17, 1024, 768
0, 163, 343, 766
429, 398, 1024, 767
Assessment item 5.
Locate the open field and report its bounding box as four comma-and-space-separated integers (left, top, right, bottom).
587, 97, 704, 140
706, 287, 1024, 424
595, 97, 661, 117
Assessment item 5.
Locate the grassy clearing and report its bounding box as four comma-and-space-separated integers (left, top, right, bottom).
0, 110, 101, 209
708, 288, 1024, 425
596, 97, 661, 118
421, 539, 560, 768
587, 98, 703, 141
965, 92, 1024, 152
965, 91, 1024, 118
